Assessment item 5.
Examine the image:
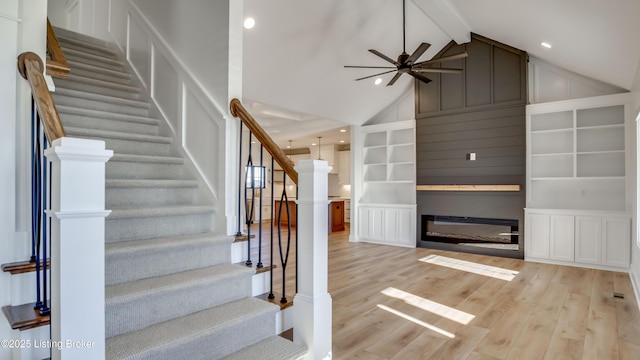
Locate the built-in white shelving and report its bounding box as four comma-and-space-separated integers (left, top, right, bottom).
355, 120, 417, 247
525, 93, 632, 271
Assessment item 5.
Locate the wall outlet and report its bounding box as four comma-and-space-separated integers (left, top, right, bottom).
466, 153, 476, 161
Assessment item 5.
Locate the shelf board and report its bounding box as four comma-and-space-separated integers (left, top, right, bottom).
417, 184, 521, 192
531, 176, 625, 181
388, 142, 413, 147
576, 124, 624, 130
576, 150, 625, 155
531, 153, 573, 157
530, 128, 573, 134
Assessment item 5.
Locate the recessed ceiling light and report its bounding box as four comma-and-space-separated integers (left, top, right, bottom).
340, 129, 346, 133
374, 78, 382, 85
541, 42, 552, 49
244, 17, 256, 29
286, 145, 291, 148
311, 143, 317, 146
340, 140, 345, 143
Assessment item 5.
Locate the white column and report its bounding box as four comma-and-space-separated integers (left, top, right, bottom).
45, 137, 113, 360
293, 160, 332, 360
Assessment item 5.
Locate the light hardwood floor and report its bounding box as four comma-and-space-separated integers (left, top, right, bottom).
249, 224, 640, 359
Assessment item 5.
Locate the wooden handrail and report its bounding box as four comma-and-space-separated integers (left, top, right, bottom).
18, 52, 66, 142
45, 19, 70, 78
230, 98, 298, 185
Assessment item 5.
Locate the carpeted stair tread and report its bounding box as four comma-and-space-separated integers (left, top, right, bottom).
106, 264, 252, 302
106, 297, 278, 360
106, 264, 254, 337
222, 336, 307, 360
56, 73, 141, 94
58, 35, 119, 59
67, 59, 131, 81
106, 232, 232, 256
61, 47, 125, 70
56, 105, 159, 125
110, 153, 184, 164
108, 205, 215, 220
53, 88, 149, 109
53, 26, 112, 48
106, 179, 199, 189
57, 106, 160, 136
64, 126, 171, 144
105, 233, 233, 285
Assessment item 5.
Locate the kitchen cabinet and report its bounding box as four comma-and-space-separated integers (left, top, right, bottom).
329, 201, 345, 232
273, 200, 296, 227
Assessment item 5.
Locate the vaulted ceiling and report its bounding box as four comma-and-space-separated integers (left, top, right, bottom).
242, 0, 640, 147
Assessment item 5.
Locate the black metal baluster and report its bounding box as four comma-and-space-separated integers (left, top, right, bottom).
244, 133, 255, 266
33, 115, 43, 311
29, 98, 37, 264
40, 138, 50, 316
257, 145, 264, 269
268, 157, 275, 300
277, 170, 291, 304
235, 124, 243, 236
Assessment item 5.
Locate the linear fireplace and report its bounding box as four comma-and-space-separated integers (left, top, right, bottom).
421, 215, 520, 255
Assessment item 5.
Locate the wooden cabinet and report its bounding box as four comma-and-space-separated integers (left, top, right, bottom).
329, 201, 345, 232
273, 200, 296, 227
524, 209, 630, 271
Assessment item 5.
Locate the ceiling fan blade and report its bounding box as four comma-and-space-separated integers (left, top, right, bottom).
386, 73, 403, 86
344, 65, 397, 69
414, 52, 468, 68
408, 71, 432, 84
354, 69, 397, 81
368, 49, 400, 66
406, 42, 431, 64
411, 67, 463, 74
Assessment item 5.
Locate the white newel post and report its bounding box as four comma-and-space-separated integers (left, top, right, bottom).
293, 160, 333, 359
45, 137, 113, 360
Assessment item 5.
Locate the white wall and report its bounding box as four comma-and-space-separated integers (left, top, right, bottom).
630, 59, 640, 305
0, 3, 20, 359
2, 0, 49, 358
364, 84, 415, 126
132, 0, 231, 107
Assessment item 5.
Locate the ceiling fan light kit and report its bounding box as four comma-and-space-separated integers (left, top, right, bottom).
345, 0, 467, 86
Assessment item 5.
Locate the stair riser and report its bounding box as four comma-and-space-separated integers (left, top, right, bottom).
58, 39, 118, 59
106, 212, 214, 243
55, 78, 141, 100
106, 272, 252, 338
107, 161, 185, 180
68, 67, 132, 85
52, 94, 149, 117
106, 242, 231, 285
59, 113, 159, 136
66, 135, 171, 157
107, 186, 198, 208
108, 308, 276, 360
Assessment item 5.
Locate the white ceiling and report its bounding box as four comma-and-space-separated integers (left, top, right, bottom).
242, 0, 640, 148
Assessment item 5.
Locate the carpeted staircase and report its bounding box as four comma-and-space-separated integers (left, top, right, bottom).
51, 27, 307, 360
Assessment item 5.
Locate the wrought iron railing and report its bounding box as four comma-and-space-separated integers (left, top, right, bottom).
230, 99, 298, 304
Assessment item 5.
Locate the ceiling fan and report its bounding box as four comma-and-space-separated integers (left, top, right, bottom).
345, 0, 468, 86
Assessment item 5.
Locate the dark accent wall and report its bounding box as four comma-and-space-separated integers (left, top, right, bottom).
415, 33, 527, 256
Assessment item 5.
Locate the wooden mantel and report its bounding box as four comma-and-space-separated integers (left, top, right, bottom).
416, 185, 521, 192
